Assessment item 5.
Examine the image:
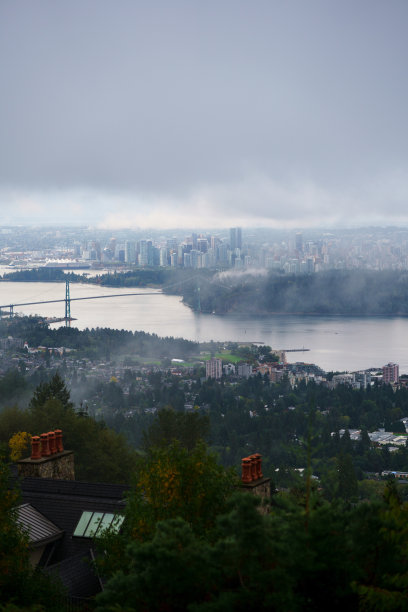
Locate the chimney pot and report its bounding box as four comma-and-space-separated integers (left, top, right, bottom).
241, 457, 253, 483
40, 433, 51, 457
55, 429, 64, 453
252, 453, 263, 479
48, 431, 56, 454
249, 455, 258, 480
31, 436, 41, 460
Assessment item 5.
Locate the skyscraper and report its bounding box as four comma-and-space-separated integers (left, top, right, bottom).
125, 241, 136, 263
139, 239, 154, 266
230, 227, 242, 251
295, 232, 303, 254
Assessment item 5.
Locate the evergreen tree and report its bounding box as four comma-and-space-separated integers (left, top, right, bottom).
0, 459, 62, 609
29, 371, 73, 411
337, 451, 359, 502
352, 481, 408, 610
142, 408, 210, 451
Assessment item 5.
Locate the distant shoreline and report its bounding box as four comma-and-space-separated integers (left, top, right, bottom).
3, 277, 408, 317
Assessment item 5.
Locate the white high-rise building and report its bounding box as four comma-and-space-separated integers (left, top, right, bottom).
206, 358, 223, 379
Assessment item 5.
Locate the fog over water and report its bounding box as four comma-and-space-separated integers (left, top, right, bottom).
0, 280, 407, 374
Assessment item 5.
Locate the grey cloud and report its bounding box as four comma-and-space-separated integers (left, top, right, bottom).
0, 0, 407, 227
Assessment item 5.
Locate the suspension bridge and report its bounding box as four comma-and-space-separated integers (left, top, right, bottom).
0, 278, 310, 352
0, 277, 203, 327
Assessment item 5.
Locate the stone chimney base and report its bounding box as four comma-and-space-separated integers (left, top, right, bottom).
240, 477, 271, 515
17, 451, 75, 480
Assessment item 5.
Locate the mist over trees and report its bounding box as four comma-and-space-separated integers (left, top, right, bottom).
0, 315, 198, 360
173, 269, 408, 315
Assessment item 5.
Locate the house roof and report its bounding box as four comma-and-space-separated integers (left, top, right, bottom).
16, 503, 64, 548
8, 471, 130, 599
19, 477, 128, 564
45, 549, 103, 599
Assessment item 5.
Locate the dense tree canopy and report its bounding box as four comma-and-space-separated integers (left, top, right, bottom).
97, 482, 408, 611
125, 441, 237, 541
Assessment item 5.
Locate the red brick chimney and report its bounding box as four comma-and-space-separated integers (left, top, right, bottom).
251, 453, 263, 479
48, 431, 56, 454
241, 457, 253, 483
40, 433, 51, 457
55, 429, 64, 453
250, 455, 258, 481
240, 452, 270, 514
30, 436, 41, 460
18, 429, 74, 480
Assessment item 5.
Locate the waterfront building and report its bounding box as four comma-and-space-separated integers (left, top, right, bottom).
223, 363, 235, 376
114, 244, 125, 263
354, 371, 371, 388
159, 247, 168, 267
383, 362, 399, 384
238, 363, 253, 378
139, 240, 154, 266
125, 241, 136, 264
206, 358, 223, 379
101, 248, 113, 262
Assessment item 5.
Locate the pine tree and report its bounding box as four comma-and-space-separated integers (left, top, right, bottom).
29, 371, 73, 411
337, 451, 358, 502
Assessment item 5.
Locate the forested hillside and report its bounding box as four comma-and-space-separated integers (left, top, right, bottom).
0, 315, 198, 359
176, 269, 408, 315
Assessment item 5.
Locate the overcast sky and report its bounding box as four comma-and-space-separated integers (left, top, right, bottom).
0, 0, 407, 229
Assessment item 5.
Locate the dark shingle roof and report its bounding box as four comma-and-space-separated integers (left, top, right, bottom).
46, 549, 102, 598
16, 503, 64, 547
9, 475, 130, 598
20, 477, 128, 563
21, 477, 129, 500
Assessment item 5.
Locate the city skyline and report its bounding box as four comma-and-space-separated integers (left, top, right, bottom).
1, 1, 408, 229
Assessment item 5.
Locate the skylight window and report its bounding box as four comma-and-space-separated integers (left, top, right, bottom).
73, 511, 124, 537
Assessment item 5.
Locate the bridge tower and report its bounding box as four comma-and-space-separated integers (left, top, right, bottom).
65, 279, 71, 327
197, 285, 201, 313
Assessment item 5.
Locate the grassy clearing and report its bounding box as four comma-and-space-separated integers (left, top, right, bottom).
170, 360, 203, 368
199, 351, 244, 363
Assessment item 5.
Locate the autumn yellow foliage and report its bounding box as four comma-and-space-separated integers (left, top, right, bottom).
126, 441, 237, 542
8, 431, 32, 462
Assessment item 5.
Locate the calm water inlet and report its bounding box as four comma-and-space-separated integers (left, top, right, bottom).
0, 280, 407, 374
